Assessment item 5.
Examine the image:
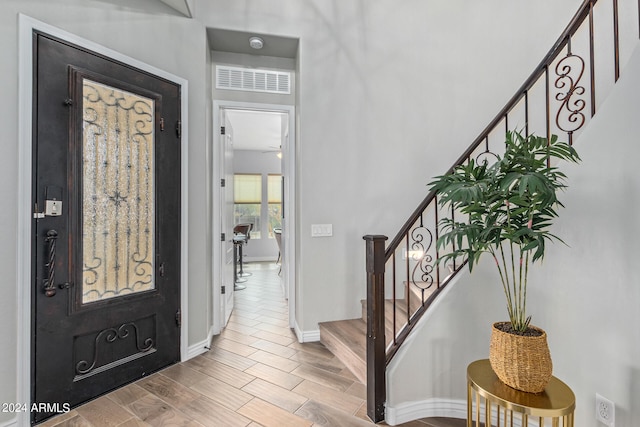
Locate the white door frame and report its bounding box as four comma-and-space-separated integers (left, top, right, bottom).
212, 100, 297, 334
17, 15, 189, 426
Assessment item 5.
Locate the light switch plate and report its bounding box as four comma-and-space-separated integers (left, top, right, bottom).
311, 224, 332, 237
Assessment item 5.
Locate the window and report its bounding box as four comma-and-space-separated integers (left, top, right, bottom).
268, 174, 282, 238
233, 173, 282, 240
234, 174, 261, 239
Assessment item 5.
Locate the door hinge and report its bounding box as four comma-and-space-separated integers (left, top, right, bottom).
220, 126, 225, 135
175, 309, 181, 328
33, 203, 45, 219
159, 262, 165, 277
176, 120, 181, 139
160, 118, 165, 131
221, 285, 226, 295
221, 233, 226, 241
221, 178, 226, 187
63, 98, 73, 106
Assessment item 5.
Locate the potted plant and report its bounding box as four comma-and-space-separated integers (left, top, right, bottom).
428, 130, 580, 392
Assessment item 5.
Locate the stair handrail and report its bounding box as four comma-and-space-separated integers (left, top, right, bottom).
364, 0, 634, 422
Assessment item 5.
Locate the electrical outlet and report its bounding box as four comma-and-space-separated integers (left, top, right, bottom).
596, 393, 615, 426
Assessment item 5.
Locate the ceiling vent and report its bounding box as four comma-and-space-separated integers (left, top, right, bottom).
216, 66, 291, 95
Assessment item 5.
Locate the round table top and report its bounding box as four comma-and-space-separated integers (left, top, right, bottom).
467, 359, 575, 417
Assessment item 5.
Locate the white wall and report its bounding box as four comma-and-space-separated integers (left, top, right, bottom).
195, 0, 583, 333
387, 42, 640, 427
0, 1, 211, 422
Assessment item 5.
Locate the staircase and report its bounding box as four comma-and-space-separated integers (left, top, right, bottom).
319, 283, 430, 384
318, 0, 640, 423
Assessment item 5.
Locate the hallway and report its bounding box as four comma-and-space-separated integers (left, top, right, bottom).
39, 262, 464, 427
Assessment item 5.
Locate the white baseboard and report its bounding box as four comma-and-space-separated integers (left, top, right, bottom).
293, 322, 320, 343
244, 256, 278, 263
385, 398, 540, 427
385, 398, 467, 426
0, 417, 17, 427
185, 327, 214, 361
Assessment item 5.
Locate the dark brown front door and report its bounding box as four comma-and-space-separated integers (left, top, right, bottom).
32, 32, 181, 424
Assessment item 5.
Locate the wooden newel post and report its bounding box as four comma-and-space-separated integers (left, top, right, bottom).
363, 234, 388, 423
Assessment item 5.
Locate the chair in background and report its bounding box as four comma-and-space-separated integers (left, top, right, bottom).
233, 223, 253, 281
273, 227, 282, 275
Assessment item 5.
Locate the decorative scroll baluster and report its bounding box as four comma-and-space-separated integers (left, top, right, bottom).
409, 218, 435, 293
555, 39, 586, 145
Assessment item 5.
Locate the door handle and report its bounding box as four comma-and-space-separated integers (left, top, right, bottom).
43, 230, 58, 297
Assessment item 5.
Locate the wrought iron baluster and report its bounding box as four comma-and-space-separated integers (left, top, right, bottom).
613, 0, 620, 81
589, 2, 596, 117
434, 194, 441, 288
545, 65, 551, 151
405, 233, 411, 325
524, 90, 529, 137
392, 252, 397, 345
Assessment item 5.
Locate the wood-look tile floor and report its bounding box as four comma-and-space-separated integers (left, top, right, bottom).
40, 262, 466, 427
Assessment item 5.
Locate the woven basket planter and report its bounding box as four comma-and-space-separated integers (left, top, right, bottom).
489, 322, 553, 393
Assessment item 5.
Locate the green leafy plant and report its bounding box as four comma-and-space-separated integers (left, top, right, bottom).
428, 130, 580, 333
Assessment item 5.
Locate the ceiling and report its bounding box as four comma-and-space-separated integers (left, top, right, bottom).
208, 28, 299, 59
159, 0, 192, 17
225, 110, 288, 152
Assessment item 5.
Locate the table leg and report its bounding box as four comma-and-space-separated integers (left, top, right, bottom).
467, 382, 472, 427
485, 401, 491, 427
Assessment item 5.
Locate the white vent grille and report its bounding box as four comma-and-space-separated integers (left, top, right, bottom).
216, 66, 291, 94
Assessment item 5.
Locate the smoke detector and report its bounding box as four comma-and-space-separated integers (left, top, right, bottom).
249, 36, 264, 50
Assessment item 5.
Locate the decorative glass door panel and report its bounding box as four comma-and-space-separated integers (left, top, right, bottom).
81, 79, 155, 304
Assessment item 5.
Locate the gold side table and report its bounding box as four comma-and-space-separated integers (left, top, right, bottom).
467, 359, 575, 427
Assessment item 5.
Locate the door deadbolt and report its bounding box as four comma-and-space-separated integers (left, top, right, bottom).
45, 186, 63, 216
45, 199, 62, 216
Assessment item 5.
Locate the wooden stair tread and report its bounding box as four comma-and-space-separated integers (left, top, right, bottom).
320, 283, 441, 385
319, 318, 367, 384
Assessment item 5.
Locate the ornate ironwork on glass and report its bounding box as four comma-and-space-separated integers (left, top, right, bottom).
81, 79, 156, 304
